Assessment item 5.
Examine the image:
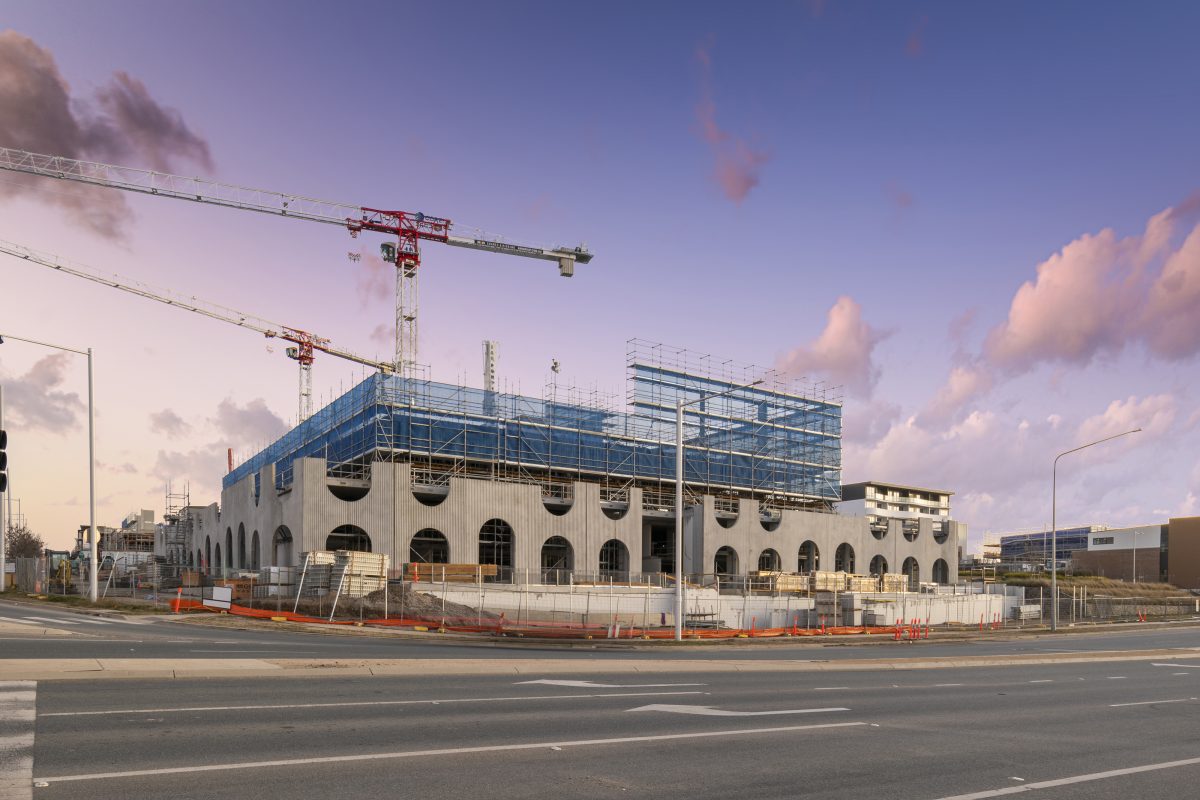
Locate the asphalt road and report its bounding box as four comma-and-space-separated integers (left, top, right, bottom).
19, 658, 1200, 799
5, 599, 1200, 661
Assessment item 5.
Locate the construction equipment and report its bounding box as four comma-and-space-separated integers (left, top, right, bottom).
0, 238, 393, 422
0, 147, 594, 378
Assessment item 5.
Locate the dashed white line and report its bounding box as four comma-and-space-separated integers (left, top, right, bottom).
35, 722, 870, 783
1109, 697, 1197, 707
930, 754, 1200, 799
1028, 680, 1054, 684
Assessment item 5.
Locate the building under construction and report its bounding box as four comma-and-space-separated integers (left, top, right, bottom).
202, 341, 961, 585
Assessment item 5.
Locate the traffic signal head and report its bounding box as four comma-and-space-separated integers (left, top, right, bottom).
0, 428, 7, 493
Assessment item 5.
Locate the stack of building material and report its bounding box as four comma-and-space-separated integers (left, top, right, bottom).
771, 573, 810, 593
331, 550, 389, 598
880, 573, 908, 592
213, 577, 254, 601
811, 571, 845, 592
847, 575, 879, 593
255, 566, 296, 597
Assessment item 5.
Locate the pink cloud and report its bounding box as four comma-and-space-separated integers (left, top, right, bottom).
916, 363, 994, 426
1076, 394, 1175, 447
0, 352, 85, 431
694, 39, 771, 204
776, 296, 888, 396
0, 31, 211, 238
906, 16, 929, 58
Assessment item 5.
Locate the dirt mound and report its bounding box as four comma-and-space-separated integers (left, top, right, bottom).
292, 584, 498, 621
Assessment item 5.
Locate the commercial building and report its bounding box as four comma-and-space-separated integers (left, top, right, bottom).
997, 525, 1103, 569
837, 480, 963, 583
197, 342, 961, 586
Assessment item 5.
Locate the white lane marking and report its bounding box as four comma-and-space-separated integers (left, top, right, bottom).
930, 754, 1200, 799
72, 618, 111, 625
0, 616, 38, 626
21, 616, 78, 625
627, 704, 848, 717
187, 650, 320, 654
1153, 662, 1200, 668
39, 690, 709, 717
934, 684, 964, 687
1106, 676, 1126, 680
36, 721, 869, 784
813, 687, 850, 691
1027, 680, 1053, 684
1175, 673, 1190, 676
516, 679, 705, 688
0, 680, 36, 800
1109, 697, 1197, 707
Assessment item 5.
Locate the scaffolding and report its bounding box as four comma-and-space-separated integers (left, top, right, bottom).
161, 481, 192, 565
226, 340, 843, 510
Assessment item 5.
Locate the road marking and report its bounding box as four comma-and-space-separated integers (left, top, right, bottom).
34, 721, 868, 784
0, 616, 38, 626
930, 753, 1200, 799
0, 680, 36, 800
1153, 662, 1200, 668
934, 684, 964, 687
813, 687, 849, 691
1106, 676, 1126, 680
73, 618, 111, 625
627, 704, 848, 717
1028, 680, 1053, 684
21, 616, 79, 625
516, 679, 705, 688
1109, 697, 1197, 707
1174, 673, 1190, 676
39, 690, 709, 717
187, 650, 320, 654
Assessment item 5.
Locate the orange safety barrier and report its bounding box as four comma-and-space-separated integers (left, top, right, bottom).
171, 599, 899, 640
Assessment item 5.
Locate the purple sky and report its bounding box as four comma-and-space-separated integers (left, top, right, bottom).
2, 2, 1199, 550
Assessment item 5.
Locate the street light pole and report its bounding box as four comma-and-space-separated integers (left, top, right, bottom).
675, 378, 763, 641
0, 333, 98, 602
1051, 427, 1141, 631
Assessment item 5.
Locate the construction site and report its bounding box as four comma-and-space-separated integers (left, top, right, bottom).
0, 146, 969, 634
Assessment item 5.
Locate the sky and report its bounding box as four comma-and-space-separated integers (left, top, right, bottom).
1, 1, 1199, 551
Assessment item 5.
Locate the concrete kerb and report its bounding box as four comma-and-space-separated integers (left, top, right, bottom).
4, 648, 1199, 682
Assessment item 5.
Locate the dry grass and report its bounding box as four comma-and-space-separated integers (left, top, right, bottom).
1001, 574, 1189, 598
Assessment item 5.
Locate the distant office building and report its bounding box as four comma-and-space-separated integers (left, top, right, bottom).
837, 480, 965, 582
997, 525, 1103, 568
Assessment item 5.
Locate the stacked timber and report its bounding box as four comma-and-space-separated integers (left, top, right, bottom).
880, 573, 908, 592
847, 575, 879, 593
812, 571, 846, 592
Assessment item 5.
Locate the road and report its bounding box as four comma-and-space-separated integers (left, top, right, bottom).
4, 599, 1200, 799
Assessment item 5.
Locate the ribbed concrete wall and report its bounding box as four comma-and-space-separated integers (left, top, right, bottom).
213, 458, 959, 582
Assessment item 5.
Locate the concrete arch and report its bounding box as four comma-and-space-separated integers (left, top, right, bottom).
410, 529, 449, 563
479, 518, 514, 572
599, 539, 629, 578
272, 526, 293, 567
835, 543, 855, 574
714, 545, 739, 576
541, 535, 574, 582
250, 530, 260, 571
237, 523, 246, 569
903, 556, 920, 590
932, 558, 949, 585
869, 554, 888, 576
327, 524, 371, 552
758, 548, 781, 572
798, 541, 819, 573
225, 528, 233, 568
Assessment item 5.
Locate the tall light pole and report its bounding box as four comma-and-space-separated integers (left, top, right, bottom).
1051, 427, 1141, 631
0, 333, 98, 602
675, 377, 762, 641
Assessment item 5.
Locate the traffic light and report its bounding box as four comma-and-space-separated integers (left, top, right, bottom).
0, 428, 7, 493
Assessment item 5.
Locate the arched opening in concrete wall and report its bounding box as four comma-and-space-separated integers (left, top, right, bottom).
214, 543, 222, 573
760, 509, 782, 532
903, 557, 920, 590
327, 524, 371, 552
758, 548, 781, 572
204, 537, 211, 572
869, 555, 888, 576
903, 520, 919, 542
272, 527, 293, 566
412, 483, 449, 507
250, 530, 260, 571
410, 529, 449, 563
714, 546, 739, 576
479, 518, 513, 576
933, 523, 949, 545
189, 550, 195, 568
328, 481, 370, 502
798, 541, 819, 573
835, 543, 855, 573
715, 505, 738, 529
932, 558, 949, 584
237, 524, 246, 569
601, 499, 628, 520
870, 518, 888, 540
599, 539, 629, 578
541, 536, 574, 582
225, 528, 233, 568
542, 487, 573, 517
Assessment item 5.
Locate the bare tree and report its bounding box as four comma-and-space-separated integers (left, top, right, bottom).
4, 524, 45, 559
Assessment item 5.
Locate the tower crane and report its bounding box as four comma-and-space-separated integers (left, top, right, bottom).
0, 147, 594, 379
0, 238, 393, 423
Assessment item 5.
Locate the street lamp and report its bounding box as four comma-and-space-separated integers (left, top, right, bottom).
1051, 427, 1141, 631
675, 377, 763, 641
0, 333, 98, 602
